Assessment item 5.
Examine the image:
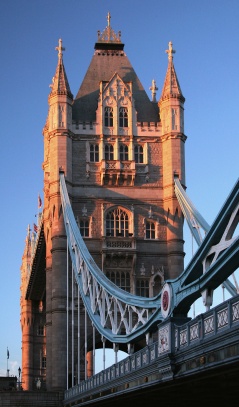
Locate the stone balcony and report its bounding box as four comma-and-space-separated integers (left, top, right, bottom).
101, 236, 137, 264
101, 160, 136, 185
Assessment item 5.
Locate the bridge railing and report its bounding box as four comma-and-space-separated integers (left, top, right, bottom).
173, 295, 239, 351
65, 294, 239, 401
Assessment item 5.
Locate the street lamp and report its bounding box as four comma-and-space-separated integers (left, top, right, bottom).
18, 367, 21, 390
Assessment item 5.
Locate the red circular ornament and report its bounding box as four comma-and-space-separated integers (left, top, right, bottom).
162, 290, 169, 311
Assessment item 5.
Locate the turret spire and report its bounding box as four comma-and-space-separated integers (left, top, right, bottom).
49, 38, 73, 99
160, 41, 184, 102
159, 41, 186, 136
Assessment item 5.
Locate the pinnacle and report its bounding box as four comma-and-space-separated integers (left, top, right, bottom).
49, 39, 73, 99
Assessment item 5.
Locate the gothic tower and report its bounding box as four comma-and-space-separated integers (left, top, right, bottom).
20, 15, 186, 391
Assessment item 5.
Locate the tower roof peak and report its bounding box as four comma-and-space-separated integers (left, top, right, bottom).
96, 13, 123, 49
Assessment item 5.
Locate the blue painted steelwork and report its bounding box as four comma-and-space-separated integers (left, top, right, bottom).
64, 294, 239, 402
175, 177, 238, 297
60, 172, 239, 343
174, 177, 210, 245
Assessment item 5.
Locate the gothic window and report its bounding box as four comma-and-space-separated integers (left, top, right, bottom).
136, 280, 149, 297
134, 145, 143, 163
119, 107, 128, 127
105, 144, 114, 160
106, 271, 130, 292
119, 144, 128, 161
90, 144, 99, 162
41, 356, 46, 369
79, 219, 90, 237
104, 107, 113, 127
106, 208, 129, 237
145, 221, 155, 239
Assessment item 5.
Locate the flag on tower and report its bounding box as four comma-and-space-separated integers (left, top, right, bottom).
34, 223, 38, 233
7, 348, 9, 359
38, 195, 42, 209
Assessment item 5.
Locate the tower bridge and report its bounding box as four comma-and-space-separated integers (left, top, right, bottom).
19, 15, 239, 406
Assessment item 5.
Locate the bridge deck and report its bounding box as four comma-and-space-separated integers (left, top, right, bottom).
64, 294, 239, 406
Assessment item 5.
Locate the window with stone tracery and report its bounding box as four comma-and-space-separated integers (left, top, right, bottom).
106, 271, 130, 292
105, 144, 114, 160
106, 208, 129, 237
119, 107, 128, 127
119, 144, 128, 161
136, 279, 149, 297
104, 107, 113, 127
134, 145, 143, 163
90, 144, 99, 162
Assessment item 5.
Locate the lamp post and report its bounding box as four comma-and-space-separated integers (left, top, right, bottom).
18, 367, 21, 390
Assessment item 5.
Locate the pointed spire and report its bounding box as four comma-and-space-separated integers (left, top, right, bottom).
160, 42, 185, 102
49, 39, 73, 99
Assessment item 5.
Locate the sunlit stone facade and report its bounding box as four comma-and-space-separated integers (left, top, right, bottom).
20, 17, 186, 391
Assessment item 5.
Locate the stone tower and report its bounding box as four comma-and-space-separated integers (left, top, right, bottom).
20, 15, 186, 391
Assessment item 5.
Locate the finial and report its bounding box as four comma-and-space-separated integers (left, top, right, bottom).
55, 38, 65, 59
149, 79, 158, 102
107, 11, 111, 27
166, 41, 175, 61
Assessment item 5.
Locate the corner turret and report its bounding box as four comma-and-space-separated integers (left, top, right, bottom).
159, 42, 187, 278
159, 42, 185, 137
47, 39, 73, 132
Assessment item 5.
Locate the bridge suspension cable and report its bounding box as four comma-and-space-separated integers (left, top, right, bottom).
59, 172, 163, 344
60, 172, 239, 343
175, 177, 239, 298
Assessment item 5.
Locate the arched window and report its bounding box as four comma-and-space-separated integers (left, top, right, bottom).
119, 107, 128, 127
106, 271, 130, 292
136, 280, 149, 297
105, 144, 114, 160
106, 208, 129, 237
134, 145, 143, 163
104, 107, 113, 127
145, 221, 155, 239
119, 144, 128, 161
90, 144, 99, 162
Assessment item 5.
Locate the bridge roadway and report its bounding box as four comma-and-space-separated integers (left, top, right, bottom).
64, 294, 239, 406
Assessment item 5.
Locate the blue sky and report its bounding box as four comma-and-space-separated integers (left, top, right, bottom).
0, 0, 239, 376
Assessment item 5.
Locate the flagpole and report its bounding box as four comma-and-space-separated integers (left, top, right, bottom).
7, 347, 9, 377
38, 193, 40, 225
